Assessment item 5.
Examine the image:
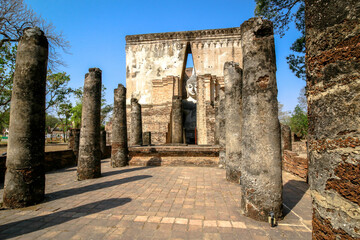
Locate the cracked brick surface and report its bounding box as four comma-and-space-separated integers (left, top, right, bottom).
0, 160, 311, 239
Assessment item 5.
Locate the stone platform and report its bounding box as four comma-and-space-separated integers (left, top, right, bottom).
129, 145, 219, 167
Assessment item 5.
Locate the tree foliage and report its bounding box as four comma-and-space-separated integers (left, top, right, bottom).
255, 0, 305, 80
56, 103, 72, 142
0, 42, 16, 129
278, 102, 291, 125
46, 71, 73, 111
70, 85, 113, 128
289, 105, 308, 138
0, 0, 70, 68
45, 114, 60, 133
297, 86, 307, 111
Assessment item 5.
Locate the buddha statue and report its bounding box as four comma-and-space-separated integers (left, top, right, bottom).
182, 70, 197, 144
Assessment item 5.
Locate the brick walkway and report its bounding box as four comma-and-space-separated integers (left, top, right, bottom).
0, 159, 312, 239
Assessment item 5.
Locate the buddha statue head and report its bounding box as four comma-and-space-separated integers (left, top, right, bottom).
185, 71, 197, 103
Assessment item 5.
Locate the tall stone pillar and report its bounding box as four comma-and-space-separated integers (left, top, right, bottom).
3, 28, 48, 208
77, 68, 102, 180
111, 84, 128, 167
217, 88, 226, 168
305, 0, 360, 238
196, 76, 207, 145
281, 124, 292, 151
224, 62, 243, 183
72, 129, 80, 160
171, 96, 183, 143
130, 98, 142, 146
100, 130, 107, 158
240, 18, 282, 221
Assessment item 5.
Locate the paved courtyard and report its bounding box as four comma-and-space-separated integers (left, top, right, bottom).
0, 159, 312, 239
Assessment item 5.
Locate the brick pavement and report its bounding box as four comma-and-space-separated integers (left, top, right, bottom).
0, 159, 312, 239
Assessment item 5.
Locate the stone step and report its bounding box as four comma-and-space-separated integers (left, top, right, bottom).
129, 145, 219, 167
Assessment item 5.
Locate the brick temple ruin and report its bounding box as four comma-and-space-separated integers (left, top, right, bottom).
1, 0, 359, 237
125, 27, 242, 145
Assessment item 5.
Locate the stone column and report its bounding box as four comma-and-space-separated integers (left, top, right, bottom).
3, 28, 48, 208
130, 98, 142, 146
73, 129, 80, 161
196, 76, 207, 145
224, 62, 243, 183
281, 124, 292, 151
77, 68, 102, 180
171, 96, 183, 143
100, 130, 107, 158
143, 132, 151, 146
111, 84, 128, 167
305, 0, 360, 238
240, 18, 282, 221
217, 88, 226, 168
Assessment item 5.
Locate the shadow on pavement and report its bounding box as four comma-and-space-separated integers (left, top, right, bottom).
282, 179, 309, 217
0, 198, 131, 239
46, 175, 152, 202
101, 166, 157, 177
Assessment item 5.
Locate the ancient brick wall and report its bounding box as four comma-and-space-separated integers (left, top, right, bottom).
125, 28, 242, 106
282, 150, 308, 180
305, 0, 360, 238
125, 28, 241, 145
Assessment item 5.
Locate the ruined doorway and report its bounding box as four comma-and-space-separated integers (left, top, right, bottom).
181, 44, 197, 144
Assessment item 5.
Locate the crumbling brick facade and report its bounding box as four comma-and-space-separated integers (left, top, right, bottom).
125, 29, 241, 145
306, 0, 360, 238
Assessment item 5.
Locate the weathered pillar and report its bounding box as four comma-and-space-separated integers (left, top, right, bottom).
281, 124, 292, 151
224, 62, 243, 182
240, 18, 282, 221
143, 132, 151, 146
100, 130, 107, 158
111, 84, 128, 167
130, 98, 142, 146
305, 0, 360, 238
217, 88, 226, 168
171, 96, 183, 143
3, 28, 48, 208
77, 68, 102, 180
196, 76, 207, 144
72, 129, 80, 160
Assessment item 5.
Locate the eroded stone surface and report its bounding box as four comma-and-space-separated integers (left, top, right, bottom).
100, 130, 107, 158
224, 62, 242, 183
3, 28, 48, 208
171, 96, 183, 143
111, 84, 128, 167
130, 98, 143, 146
240, 18, 282, 221
306, 0, 360, 238
281, 124, 292, 151
77, 68, 102, 180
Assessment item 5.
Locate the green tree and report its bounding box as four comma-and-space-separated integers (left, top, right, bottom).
0, 0, 70, 68
0, 43, 16, 129
70, 85, 113, 128
297, 86, 307, 111
255, 0, 305, 80
289, 105, 308, 138
46, 71, 74, 111
278, 102, 291, 125
56, 103, 72, 142
45, 114, 60, 133
70, 103, 82, 128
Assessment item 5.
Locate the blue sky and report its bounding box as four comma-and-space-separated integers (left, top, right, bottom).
26, 0, 305, 112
